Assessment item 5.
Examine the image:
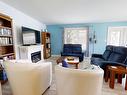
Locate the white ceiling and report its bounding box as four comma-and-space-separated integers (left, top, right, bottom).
1, 0, 127, 25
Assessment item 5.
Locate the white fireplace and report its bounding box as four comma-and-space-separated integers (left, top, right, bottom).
19, 45, 44, 62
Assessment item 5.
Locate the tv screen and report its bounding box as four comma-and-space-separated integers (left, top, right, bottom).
22, 27, 41, 45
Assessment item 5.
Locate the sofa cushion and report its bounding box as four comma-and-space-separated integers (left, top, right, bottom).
106, 45, 114, 50
91, 58, 105, 65
63, 48, 72, 53
61, 53, 82, 56
113, 46, 127, 55
102, 50, 111, 60
102, 45, 113, 60
108, 53, 126, 63
67, 53, 81, 57
91, 58, 106, 68
72, 47, 82, 53
61, 53, 74, 56
63, 44, 73, 53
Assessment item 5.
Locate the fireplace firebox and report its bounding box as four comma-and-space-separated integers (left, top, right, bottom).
31, 51, 41, 63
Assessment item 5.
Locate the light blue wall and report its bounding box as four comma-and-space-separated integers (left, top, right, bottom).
47, 21, 127, 55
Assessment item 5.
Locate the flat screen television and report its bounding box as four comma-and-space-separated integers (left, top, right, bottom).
22, 27, 41, 45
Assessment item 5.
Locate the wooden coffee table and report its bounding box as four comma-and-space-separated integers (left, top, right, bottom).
56, 56, 79, 69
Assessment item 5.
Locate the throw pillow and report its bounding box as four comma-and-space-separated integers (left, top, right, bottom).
62, 60, 68, 68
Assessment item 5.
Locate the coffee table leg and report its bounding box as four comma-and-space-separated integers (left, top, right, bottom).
105, 67, 109, 82
118, 74, 122, 84
109, 71, 115, 89
76, 63, 78, 69
125, 74, 127, 90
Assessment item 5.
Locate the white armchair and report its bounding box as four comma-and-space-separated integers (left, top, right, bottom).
55, 65, 104, 95
4, 60, 52, 95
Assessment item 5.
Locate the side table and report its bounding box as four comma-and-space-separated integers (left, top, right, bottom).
105, 65, 127, 90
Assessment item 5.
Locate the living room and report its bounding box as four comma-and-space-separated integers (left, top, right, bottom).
0, 0, 127, 95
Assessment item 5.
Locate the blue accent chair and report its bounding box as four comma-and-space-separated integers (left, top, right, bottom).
61, 44, 84, 62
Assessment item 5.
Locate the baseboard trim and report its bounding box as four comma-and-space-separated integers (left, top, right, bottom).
51, 55, 60, 57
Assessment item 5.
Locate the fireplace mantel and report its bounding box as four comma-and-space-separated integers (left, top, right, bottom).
19, 45, 44, 62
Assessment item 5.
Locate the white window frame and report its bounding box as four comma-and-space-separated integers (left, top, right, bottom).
64, 27, 88, 51
107, 26, 127, 47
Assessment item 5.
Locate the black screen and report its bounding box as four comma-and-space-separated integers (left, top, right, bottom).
22, 27, 41, 45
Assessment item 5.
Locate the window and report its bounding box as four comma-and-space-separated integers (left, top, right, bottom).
107, 26, 127, 46
64, 27, 88, 51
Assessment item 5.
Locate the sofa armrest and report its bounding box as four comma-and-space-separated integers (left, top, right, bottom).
61, 52, 63, 56
81, 52, 85, 56
92, 54, 103, 58
101, 61, 126, 69
78, 52, 85, 62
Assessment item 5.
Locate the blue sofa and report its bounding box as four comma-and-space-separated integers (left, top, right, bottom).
61, 44, 84, 62
91, 45, 127, 70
